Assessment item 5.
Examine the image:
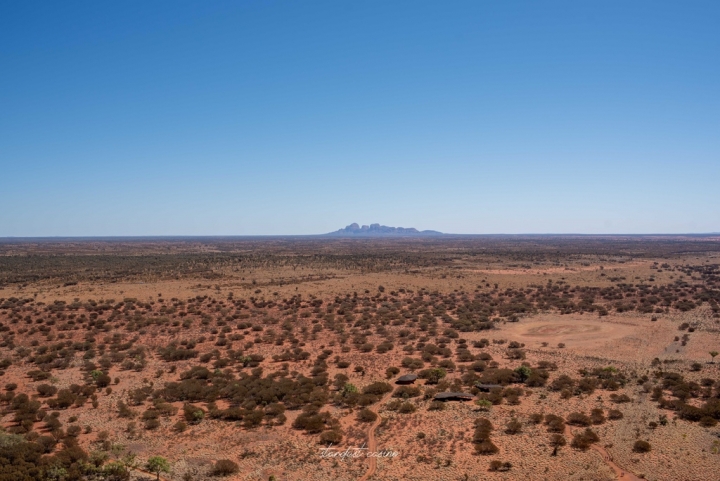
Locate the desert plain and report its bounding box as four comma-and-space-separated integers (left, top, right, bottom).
0, 235, 719, 481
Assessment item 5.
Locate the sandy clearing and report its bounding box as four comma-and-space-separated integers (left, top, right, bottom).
499, 316, 638, 349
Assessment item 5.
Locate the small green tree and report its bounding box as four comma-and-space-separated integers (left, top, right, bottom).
710, 351, 718, 363
425, 368, 447, 384
342, 383, 358, 396
146, 456, 170, 481
514, 365, 532, 382
475, 399, 492, 411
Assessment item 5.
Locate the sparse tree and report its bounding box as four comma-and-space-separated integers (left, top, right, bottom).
550, 433, 566, 452
146, 456, 170, 481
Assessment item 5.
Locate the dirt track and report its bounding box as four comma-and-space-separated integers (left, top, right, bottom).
358, 392, 394, 481
566, 426, 642, 481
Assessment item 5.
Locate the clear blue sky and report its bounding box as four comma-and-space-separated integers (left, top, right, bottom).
1, 1, 718, 236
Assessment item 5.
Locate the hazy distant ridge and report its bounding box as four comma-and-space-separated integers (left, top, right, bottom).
324, 223, 443, 237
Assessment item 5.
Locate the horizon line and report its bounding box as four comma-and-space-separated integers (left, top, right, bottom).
1, 232, 720, 241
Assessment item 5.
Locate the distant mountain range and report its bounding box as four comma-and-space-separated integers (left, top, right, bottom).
324, 223, 443, 237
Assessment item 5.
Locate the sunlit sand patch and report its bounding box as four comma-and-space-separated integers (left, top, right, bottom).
524, 323, 602, 336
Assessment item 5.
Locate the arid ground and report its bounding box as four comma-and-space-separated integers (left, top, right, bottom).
1, 236, 719, 481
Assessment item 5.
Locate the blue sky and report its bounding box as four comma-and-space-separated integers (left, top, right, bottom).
1, 1, 718, 236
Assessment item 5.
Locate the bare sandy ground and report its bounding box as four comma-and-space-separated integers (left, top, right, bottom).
502, 316, 637, 348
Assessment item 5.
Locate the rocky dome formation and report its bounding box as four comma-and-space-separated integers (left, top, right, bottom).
325, 223, 442, 236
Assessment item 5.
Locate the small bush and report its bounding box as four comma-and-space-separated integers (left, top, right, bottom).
505, 419, 522, 434
610, 393, 632, 403
567, 412, 591, 427
401, 357, 424, 370
571, 428, 599, 451
144, 418, 160, 430
700, 416, 718, 427
393, 386, 421, 398
474, 440, 499, 455
549, 433, 566, 447
608, 409, 624, 420
319, 430, 343, 444
529, 413, 543, 424
545, 414, 565, 433
385, 367, 400, 379
211, 459, 239, 476
633, 440, 651, 453
489, 460, 511, 471
183, 403, 206, 424
117, 401, 135, 419
357, 408, 377, 423
363, 382, 392, 396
